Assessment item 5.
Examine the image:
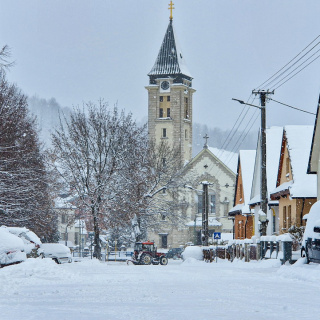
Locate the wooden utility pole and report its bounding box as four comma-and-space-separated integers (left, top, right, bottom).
252, 89, 274, 236
202, 182, 210, 246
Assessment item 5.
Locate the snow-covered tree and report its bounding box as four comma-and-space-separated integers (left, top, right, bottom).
0, 70, 57, 241
51, 101, 148, 258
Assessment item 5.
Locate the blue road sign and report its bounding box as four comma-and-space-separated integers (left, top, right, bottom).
214, 232, 221, 240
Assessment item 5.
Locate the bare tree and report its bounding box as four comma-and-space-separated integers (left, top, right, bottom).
0, 71, 57, 241
130, 139, 187, 241
0, 45, 14, 73
51, 101, 147, 258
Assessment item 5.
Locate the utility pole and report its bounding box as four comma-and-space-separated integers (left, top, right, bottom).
252, 89, 274, 236
202, 182, 210, 246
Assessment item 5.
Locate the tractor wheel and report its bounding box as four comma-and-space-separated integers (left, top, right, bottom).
159, 256, 168, 265
140, 253, 152, 265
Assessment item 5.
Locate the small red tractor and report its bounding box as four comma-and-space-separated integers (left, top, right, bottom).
127, 241, 168, 265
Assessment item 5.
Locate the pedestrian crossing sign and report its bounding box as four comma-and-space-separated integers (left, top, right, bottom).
214, 232, 221, 240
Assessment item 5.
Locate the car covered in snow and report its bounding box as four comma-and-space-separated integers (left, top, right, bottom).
0, 227, 27, 267
301, 201, 320, 264
3, 226, 42, 257
40, 243, 72, 264
166, 247, 184, 259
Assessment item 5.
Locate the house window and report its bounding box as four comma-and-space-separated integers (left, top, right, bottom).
162, 128, 167, 138
160, 235, 167, 248
288, 205, 292, 229
198, 195, 203, 214
210, 195, 216, 213
272, 209, 276, 233
159, 108, 163, 118
74, 232, 79, 245
167, 108, 170, 118
283, 206, 287, 230
167, 96, 170, 102
61, 214, 67, 224
239, 184, 243, 201
160, 96, 164, 102
286, 157, 290, 175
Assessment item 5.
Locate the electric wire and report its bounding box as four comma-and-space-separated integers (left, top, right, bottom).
262, 41, 320, 89
256, 34, 320, 89
269, 98, 316, 115
273, 52, 320, 90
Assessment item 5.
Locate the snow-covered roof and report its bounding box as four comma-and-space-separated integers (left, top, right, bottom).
148, 20, 192, 78
186, 216, 222, 227
54, 196, 76, 209
229, 203, 251, 214
270, 180, 293, 196
283, 125, 316, 198
239, 150, 256, 203
250, 126, 283, 202
209, 147, 238, 174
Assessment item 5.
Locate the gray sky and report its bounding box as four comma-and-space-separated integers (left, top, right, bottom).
2, 0, 320, 134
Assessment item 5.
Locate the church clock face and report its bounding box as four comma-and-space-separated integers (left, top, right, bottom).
161, 81, 170, 91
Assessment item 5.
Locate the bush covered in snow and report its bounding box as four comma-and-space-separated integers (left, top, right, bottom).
181, 246, 203, 261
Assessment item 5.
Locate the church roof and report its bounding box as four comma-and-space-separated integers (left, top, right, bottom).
148, 20, 192, 79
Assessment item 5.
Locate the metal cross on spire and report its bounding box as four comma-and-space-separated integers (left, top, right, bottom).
203, 134, 209, 149
168, 1, 175, 20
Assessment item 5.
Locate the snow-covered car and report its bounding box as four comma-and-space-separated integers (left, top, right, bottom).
40, 243, 72, 264
301, 201, 320, 264
0, 227, 27, 267
3, 226, 42, 257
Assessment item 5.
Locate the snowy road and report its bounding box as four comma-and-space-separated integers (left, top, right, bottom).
0, 257, 319, 320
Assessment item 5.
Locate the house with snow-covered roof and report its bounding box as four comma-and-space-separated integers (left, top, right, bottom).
229, 150, 256, 239
249, 126, 283, 236
270, 126, 317, 233
307, 95, 320, 199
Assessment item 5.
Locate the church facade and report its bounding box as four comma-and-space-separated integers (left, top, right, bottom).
146, 9, 236, 249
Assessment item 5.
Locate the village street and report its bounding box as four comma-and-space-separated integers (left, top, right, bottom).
0, 257, 318, 320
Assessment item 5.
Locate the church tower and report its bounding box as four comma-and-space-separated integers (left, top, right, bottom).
146, 2, 195, 165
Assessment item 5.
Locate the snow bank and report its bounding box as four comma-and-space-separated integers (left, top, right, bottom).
182, 246, 203, 261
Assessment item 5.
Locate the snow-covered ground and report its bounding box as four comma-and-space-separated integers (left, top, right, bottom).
0, 257, 319, 320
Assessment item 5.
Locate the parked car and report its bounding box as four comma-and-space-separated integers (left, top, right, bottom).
301, 201, 320, 264
40, 243, 72, 264
4, 226, 41, 258
166, 248, 184, 259
0, 227, 27, 267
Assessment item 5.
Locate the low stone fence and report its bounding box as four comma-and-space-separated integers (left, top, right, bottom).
203, 234, 294, 264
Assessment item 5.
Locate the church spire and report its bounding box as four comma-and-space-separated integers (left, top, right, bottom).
148, 3, 192, 84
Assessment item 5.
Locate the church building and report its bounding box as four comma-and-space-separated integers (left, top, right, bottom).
146, 3, 236, 248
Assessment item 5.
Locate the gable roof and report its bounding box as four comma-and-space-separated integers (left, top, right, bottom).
148, 20, 192, 79
272, 125, 316, 198
181, 146, 237, 178
308, 94, 320, 174
249, 126, 283, 204
208, 147, 238, 174
239, 150, 256, 203
229, 150, 255, 215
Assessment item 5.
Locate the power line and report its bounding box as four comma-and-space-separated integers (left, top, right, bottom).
256, 34, 320, 89
269, 98, 316, 115
273, 52, 320, 90
262, 40, 320, 89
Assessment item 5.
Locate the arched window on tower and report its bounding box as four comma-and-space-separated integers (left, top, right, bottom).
184, 97, 189, 119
